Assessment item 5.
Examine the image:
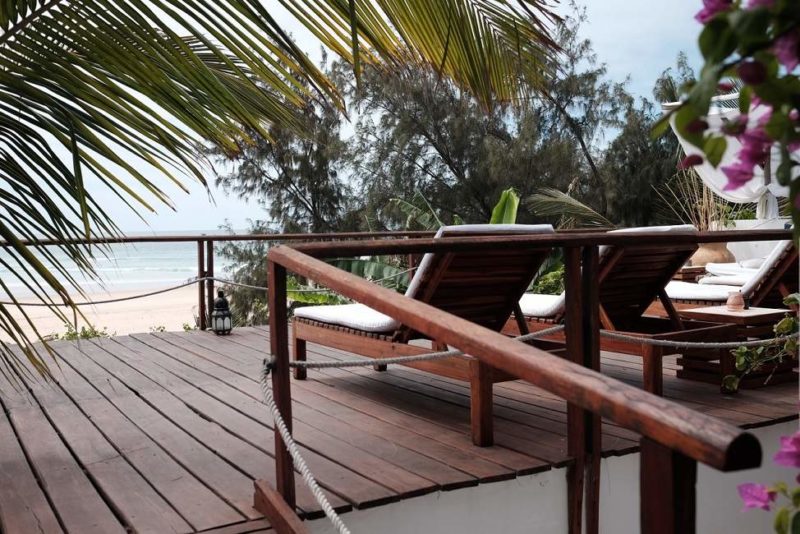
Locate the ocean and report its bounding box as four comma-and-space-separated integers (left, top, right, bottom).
0, 232, 235, 299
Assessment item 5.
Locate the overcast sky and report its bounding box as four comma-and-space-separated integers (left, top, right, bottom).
108, 0, 704, 234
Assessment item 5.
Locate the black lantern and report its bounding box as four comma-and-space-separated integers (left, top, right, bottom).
211, 290, 233, 335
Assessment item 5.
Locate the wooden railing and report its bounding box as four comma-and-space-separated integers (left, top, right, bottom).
262, 228, 792, 534
1, 230, 433, 329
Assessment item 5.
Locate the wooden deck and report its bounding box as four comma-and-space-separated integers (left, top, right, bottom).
0, 327, 795, 534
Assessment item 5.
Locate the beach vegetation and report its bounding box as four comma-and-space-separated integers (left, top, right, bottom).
54, 324, 111, 341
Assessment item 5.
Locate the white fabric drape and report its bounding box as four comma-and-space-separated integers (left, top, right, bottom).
665, 97, 791, 218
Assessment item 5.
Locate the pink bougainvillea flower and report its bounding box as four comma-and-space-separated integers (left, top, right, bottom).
722, 161, 755, 189
737, 483, 777, 511
679, 154, 704, 169
774, 31, 800, 72
718, 81, 735, 92
747, 0, 774, 7
773, 431, 800, 468
695, 0, 733, 23
738, 60, 767, 85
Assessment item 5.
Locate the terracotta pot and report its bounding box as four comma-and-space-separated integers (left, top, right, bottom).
689, 242, 735, 267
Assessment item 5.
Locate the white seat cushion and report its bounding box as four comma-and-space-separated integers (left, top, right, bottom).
294, 303, 400, 333
518, 293, 565, 318
705, 262, 759, 276
665, 280, 742, 301
698, 274, 751, 286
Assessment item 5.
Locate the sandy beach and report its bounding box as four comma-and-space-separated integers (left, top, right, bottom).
4, 284, 201, 342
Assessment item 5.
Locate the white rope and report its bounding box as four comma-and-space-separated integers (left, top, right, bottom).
288, 324, 566, 369
598, 329, 798, 349
260, 362, 351, 534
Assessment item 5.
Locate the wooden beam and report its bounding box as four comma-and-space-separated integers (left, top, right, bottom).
564, 246, 585, 534
197, 240, 206, 330
267, 261, 296, 508
206, 240, 215, 327
581, 245, 602, 534
254, 480, 308, 534
640, 438, 697, 534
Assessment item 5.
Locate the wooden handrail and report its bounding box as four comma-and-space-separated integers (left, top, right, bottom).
1, 230, 435, 247
268, 244, 762, 472
288, 229, 792, 258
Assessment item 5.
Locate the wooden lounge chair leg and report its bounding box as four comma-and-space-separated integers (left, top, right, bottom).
642, 345, 663, 396
470, 359, 493, 447
373, 363, 388, 372
293, 334, 307, 380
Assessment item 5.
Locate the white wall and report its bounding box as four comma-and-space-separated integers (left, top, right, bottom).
307, 419, 798, 533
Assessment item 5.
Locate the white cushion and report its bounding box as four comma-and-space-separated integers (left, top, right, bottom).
665, 280, 742, 301
705, 262, 759, 276
740, 240, 793, 297
518, 293, 565, 318
740, 257, 766, 269
698, 274, 751, 286
405, 224, 554, 298
600, 224, 698, 259
608, 224, 697, 234
294, 303, 400, 333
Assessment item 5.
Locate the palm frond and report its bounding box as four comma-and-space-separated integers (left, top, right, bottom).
286, 0, 561, 108
0, 1, 338, 378
526, 188, 614, 229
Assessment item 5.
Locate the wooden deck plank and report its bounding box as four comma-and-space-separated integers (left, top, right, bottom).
161, 330, 545, 476
106, 335, 438, 500
0, 403, 64, 534
50, 342, 246, 532
101, 335, 399, 509
0, 326, 794, 534
130, 334, 473, 491
225, 329, 574, 462
18, 367, 194, 534
0, 369, 126, 534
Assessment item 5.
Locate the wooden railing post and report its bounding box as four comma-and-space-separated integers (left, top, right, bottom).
197, 240, 206, 330
206, 240, 215, 327
564, 245, 601, 534
640, 438, 697, 533
581, 245, 602, 534
267, 260, 296, 507
564, 246, 585, 534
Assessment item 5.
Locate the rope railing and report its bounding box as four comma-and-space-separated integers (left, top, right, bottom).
0, 267, 417, 307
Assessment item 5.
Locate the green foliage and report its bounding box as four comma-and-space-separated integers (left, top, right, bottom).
182, 323, 197, 333
149, 326, 166, 334
530, 264, 565, 295
55, 324, 111, 341
526, 188, 614, 229
490, 189, 520, 224
722, 293, 799, 393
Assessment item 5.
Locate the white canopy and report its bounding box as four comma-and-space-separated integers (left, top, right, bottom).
664, 95, 791, 219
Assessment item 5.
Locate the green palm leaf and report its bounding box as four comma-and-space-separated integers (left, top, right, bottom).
287, 0, 561, 108
526, 188, 614, 229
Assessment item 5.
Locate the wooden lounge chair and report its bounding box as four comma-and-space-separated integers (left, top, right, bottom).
292, 223, 555, 446
504, 225, 737, 395
654, 239, 798, 311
